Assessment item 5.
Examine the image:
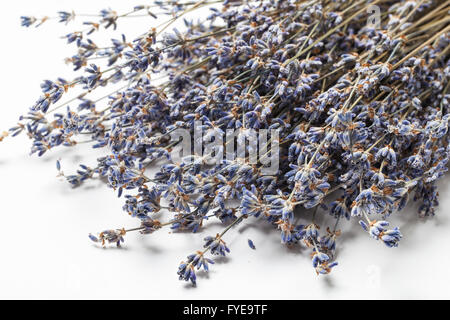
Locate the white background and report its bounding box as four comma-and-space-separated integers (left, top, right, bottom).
0, 0, 449, 299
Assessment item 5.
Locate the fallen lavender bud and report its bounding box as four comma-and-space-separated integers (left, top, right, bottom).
248, 239, 256, 250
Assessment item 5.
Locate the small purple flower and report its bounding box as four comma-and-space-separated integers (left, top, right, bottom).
20, 16, 36, 27
248, 239, 256, 250
204, 235, 230, 256
89, 229, 126, 247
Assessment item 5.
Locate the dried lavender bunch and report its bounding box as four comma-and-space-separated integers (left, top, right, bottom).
3, 0, 449, 286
